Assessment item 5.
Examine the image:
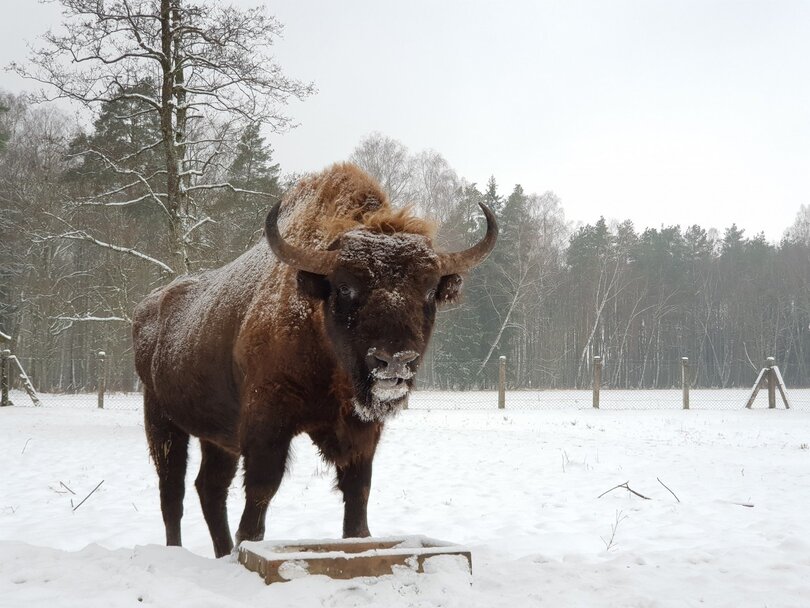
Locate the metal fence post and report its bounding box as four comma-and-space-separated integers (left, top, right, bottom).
767, 356, 776, 409
97, 351, 106, 409
681, 357, 690, 410
1, 350, 10, 407
498, 356, 506, 409
592, 356, 602, 409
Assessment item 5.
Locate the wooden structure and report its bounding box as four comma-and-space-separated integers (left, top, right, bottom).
97, 351, 106, 409
238, 536, 471, 584
498, 356, 506, 409
745, 357, 790, 409
592, 356, 602, 409
681, 357, 690, 410
1, 350, 42, 407
0, 350, 10, 407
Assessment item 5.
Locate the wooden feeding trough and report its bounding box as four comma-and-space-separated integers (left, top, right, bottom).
238, 536, 472, 584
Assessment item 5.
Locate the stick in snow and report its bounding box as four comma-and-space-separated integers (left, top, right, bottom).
717, 499, 755, 508
60, 481, 76, 495
21, 438, 31, 455
597, 481, 652, 500
72, 480, 104, 512
657, 477, 680, 502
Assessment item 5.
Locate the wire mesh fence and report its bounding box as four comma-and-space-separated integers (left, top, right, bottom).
5, 387, 809, 411
2, 350, 808, 411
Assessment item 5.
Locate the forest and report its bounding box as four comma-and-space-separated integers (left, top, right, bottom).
2, 97, 808, 392
1, 0, 808, 393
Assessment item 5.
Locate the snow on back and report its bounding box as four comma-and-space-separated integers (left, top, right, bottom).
149, 245, 273, 369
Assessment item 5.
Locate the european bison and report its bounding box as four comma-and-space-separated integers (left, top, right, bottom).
133, 163, 497, 557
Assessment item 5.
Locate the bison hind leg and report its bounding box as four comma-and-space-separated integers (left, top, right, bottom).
145, 392, 190, 547
195, 440, 239, 558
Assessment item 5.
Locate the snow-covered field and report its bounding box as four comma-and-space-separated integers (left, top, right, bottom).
2, 396, 809, 607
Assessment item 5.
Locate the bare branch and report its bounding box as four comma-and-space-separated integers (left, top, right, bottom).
597, 481, 652, 501
183, 216, 215, 240
657, 478, 680, 503
184, 181, 278, 197
37, 231, 173, 274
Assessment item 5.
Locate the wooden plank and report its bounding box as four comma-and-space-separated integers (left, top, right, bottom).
745, 368, 766, 409
773, 366, 791, 409
9, 355, 41, 407
239, 536, 472, 584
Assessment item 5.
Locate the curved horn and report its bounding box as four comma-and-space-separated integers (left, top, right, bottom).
265, 202, 338, 275
439, 202, 498, 275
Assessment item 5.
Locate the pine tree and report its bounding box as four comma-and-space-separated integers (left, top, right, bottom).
210, 124, 283, 256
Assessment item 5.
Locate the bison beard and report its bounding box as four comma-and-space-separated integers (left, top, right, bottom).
133, 163, 496, 558
354, 351, 415, 421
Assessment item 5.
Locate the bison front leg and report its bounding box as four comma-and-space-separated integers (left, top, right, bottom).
336, 457, 375, 538
235, 433, 292, 546
311, 421, 381, 538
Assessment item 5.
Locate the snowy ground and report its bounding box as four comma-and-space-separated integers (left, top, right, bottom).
2, 397, 809, 607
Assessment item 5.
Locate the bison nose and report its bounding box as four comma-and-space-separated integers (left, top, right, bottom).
367, 348, 419, 378
394, 351, 419, 364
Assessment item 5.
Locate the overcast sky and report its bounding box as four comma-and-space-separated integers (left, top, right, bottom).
2, 0, 808, 240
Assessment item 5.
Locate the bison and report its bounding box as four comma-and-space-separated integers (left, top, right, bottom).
133, 163, 497, 557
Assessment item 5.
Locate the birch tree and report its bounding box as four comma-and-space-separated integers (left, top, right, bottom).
349, 133, 414, 206
12, 0, 313, 275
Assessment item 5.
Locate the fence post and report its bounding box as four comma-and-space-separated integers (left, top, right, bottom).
498, 356, 506, 409
97, 351, 106, 409
681, 357, 690, 410
592, 356, 602, 409
1, 350, 10, 407
766, 356, 776, 409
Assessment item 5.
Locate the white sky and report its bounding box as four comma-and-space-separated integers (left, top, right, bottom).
2, 0, 808, 240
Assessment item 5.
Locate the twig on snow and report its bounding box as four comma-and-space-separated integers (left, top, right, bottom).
72, 480, 104, 512
657, 477, 680, 502
600, 509, 628, 551
21, 438, 31, 455
718, 500, 754, 508
597, 481, 651, 500
60, 481, 76, 495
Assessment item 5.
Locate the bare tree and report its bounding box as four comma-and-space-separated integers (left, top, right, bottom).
349, 132, 414, 206
11, 0, 314, 274
410, 150, 459, 223
785, 204, 810, 245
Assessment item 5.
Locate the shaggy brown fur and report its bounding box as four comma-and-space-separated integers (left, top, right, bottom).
133, 163, 494, 558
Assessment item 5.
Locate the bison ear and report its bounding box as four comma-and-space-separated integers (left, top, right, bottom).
297, 271, 330, 301
436, 274, 463, 304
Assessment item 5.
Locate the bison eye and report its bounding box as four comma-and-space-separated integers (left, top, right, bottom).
337, 283, 354, 298
426, 288, 437, 301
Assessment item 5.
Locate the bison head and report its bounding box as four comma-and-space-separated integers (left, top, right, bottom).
266, 203, 497, 421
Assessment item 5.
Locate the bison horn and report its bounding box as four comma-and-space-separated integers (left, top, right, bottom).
438, 203, 499, 275
265, 202, 338, 275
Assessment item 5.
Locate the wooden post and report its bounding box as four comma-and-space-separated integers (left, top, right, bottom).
1, 349, 10, 407
773, 365, 791, 409
766, 356, 776, 409
498, 356, 506, 409
592, 356, 602, 409
97, 351, 106, 409
681, 357, 690, 410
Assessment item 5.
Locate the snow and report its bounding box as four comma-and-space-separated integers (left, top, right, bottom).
2, 399, 810, 606
340, 229, 437, 281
